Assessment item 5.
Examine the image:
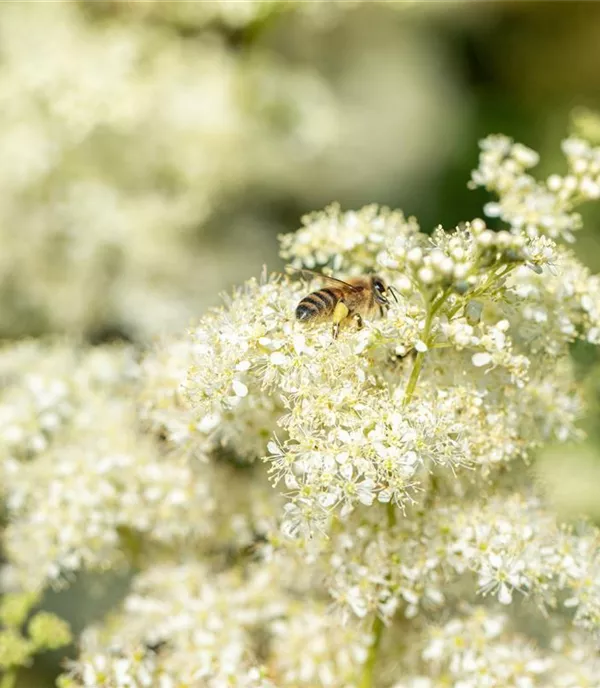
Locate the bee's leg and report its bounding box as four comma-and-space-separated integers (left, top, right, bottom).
353, 313, 363, 330
332, 301, 350, 339
379, 302, 391, 318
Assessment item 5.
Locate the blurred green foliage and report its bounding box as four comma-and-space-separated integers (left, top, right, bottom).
0, 592, 71, 688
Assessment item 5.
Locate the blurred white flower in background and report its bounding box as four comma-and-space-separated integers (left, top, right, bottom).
0, 1, 467, 341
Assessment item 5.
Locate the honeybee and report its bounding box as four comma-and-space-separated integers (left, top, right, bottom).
293, 269, 398, 338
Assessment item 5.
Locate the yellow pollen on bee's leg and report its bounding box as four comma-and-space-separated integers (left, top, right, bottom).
332, 301, 350, 339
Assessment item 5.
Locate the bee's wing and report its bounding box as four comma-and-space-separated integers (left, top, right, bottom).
286, 267, 360, 292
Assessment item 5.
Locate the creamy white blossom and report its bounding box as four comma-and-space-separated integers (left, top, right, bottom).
393, 608, 600, 688
0, 2, 340, 340
3, 125, 600, 688
471, 133, 600, 242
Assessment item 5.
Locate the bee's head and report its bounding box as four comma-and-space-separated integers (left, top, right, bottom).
371, 275, 398, 306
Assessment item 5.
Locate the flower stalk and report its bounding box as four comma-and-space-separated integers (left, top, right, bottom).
359, 615, 385, 688
359, 291, 448, 687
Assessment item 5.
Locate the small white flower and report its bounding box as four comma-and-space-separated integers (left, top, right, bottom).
511, 143, 539, 167
483, 202, 502, 217
580, 176, 600, 199
232, 379, 249, 397
470, 218, 486, 232
270, 352, 289, 366
292, 333, 306, 354
198, 413, 220, 433
472, 352, 492, 367
547, 174, 563, 191
498, 583, 513, 605
407, 247, 423, 265
396, 274, 413, 293
356, 479, 375, 506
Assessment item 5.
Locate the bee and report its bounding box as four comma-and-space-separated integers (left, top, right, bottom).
293, 269, 398, 338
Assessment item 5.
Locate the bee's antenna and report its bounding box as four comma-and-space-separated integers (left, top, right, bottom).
388, 285, 399, 303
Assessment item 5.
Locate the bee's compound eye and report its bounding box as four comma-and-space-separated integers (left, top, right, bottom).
374, 279, 385, 293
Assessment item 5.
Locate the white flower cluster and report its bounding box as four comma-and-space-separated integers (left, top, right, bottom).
393, 607, 600, 688
0, 342, 279, 593
182, 130, 600, 682
0, 2, 339, 340
0, 345, 188, 589
3, 127, 600, 687
510, 247, 600, 353
302, 492, 600, 632
471, 133, 600, 242
60, 560, 368, 688
179, 208, 598, 536
280, 204, 420, 273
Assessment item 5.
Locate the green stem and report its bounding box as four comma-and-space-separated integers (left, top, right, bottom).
360, 263, 515, 684
447, 263, 517, 319
402, 349, 425, 409
359, 290, 451, 687
386, 501, 396, 528
403, 290, 449, 408
359, 615, 385, 688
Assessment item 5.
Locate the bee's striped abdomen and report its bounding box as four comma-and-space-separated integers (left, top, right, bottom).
295, 288, 339, 322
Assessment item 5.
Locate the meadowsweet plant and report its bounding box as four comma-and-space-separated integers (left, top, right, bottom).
0, 2, 340, 340
0, 1, 467, 342
2, 129, 600, 687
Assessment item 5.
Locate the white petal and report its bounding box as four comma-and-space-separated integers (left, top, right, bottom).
270, 351, 289, 366
232, 379, 248, 397
198, 413, 220, 433
498, 583, 513, 605
292, 333, 306, 354
285, 473, 299, 490
472, 352, 492, 367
